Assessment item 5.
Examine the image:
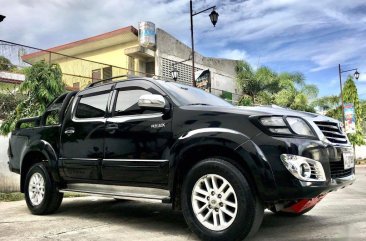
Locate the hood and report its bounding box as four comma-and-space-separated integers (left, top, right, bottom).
237, 105, 339, 123
182, 104, 340, 123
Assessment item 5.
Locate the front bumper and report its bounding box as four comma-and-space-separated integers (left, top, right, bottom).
252, 133, 356, 200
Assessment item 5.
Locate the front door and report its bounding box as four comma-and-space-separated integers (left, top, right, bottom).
102, 81, 172, 184
60, 88, 111, 180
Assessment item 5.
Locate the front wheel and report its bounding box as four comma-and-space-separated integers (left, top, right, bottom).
181, 158, 263, 241
24, 163, 63, 215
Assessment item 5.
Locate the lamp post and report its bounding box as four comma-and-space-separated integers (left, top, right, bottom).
190, 0, 219, 87
0, 15, 5, 22
170, 56, 192, 81
338, 64, 360, 126
171, 68, 179, 81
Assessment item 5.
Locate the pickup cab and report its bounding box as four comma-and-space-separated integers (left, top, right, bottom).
8, 77, 355, 241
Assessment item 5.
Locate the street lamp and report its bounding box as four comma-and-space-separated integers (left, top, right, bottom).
338, 64, 360, 126
0, 15, 5, 22
190, 0, 219, 87
170, 56, 192, 81
354, 70, 360, 80
170, 68, 179, 81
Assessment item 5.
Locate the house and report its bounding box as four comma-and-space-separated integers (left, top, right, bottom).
0, 71, 25, 92
22, 23, 240, 102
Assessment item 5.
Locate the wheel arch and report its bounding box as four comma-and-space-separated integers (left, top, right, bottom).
169, 129, 278, 210
20, 140, 60, 192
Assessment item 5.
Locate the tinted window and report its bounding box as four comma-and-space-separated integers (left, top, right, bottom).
44, 110, 59, 125
114, 89, 157, 116
155, 80, 233, 107
75, 93, 109, 118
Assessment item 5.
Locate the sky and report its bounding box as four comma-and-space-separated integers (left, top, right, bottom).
1, 0, 366, 98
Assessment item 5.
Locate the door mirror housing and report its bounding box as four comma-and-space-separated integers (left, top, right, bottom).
138, 94, 167, 111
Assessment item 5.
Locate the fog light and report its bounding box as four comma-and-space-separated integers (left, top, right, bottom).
300, 163, 311, 179
280, 154, 326, 182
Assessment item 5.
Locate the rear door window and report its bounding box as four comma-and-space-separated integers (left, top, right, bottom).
75, 92, 109, 119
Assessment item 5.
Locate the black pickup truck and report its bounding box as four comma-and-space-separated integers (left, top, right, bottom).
8, 77, 355, 241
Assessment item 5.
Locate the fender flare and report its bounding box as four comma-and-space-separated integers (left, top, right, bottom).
168, 128, 278, 202
20, 139, 61, 184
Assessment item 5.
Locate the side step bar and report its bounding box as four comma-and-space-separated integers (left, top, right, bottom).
60, 183, 171, 203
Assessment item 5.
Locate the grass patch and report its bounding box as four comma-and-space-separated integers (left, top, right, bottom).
64, 192, 87, 198
0, 192, 87, 202
0, 192, 24, 202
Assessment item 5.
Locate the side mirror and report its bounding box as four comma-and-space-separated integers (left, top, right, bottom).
138, 94, 167, 110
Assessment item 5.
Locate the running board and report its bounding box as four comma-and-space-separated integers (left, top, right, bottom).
60, 183, 171, 203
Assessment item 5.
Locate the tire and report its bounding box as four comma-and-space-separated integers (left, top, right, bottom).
24, 163, 63, 215
181, 158, 264, 241
269, 205, 315, 217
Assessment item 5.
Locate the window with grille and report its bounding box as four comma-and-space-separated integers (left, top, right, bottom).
92, 69, 101, 83
103, 66, 112, 80
161, 58, 202, 86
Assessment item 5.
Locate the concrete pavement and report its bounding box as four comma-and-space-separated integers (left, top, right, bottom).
0, 166, 365, 241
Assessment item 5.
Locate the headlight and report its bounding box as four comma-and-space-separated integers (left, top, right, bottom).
287, 117, 314, 136
259, 116, 315, 137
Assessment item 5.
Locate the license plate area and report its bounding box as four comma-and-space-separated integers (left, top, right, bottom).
342, 151, 355, 170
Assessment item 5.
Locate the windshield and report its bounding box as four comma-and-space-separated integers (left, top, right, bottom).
156, 80, 233, 107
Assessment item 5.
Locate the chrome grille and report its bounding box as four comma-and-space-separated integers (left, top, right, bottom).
314, 121, 348, 144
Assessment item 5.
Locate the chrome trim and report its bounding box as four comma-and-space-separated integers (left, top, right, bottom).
138, 94, 166, 109
70, 95, 106, 123
107, 113, 163, 123
64, 129, 75, 135
60, 183, 170, 202
179, 128, 243, 140
103, 159, 168, 163
59, 157, 99, 161
108, 89, 117, 113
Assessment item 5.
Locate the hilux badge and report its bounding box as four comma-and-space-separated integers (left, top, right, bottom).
151, 123, 165, 129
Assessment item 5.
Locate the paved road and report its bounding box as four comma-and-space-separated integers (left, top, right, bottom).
1, 166, 365, 241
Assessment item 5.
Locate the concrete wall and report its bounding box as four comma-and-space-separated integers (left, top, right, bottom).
0, 134, 19, 192
355, 140, 366, 160
155, 28, 239, 96
55, 42, 138, 89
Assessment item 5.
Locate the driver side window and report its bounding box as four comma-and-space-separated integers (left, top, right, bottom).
113, 89, 160, 116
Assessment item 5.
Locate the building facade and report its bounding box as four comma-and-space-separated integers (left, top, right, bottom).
21, 24, 240, 102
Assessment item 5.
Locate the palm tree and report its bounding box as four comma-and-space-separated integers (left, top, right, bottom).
235, 60, 319, 111
235, 60, 276, 104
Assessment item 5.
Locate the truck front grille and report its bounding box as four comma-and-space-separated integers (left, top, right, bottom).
329, 161, 353, 178
314, 121, 348, 144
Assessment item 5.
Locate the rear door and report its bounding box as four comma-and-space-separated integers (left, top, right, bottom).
60, 85, 112, 180
102, 80, 172, 184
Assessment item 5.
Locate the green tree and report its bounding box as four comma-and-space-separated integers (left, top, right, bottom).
342, 75, 364, 146
235, 61, 276, 104
0, 61, 65, 135
0, 56, 16, 72
0, 92, 25, 119
235, 60, 318, 111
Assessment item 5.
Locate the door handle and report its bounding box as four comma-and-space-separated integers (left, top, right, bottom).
64, 127, 75, 135
105, 123, 118, 132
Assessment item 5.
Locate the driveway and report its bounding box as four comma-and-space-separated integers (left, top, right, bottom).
1, 166, 365, 241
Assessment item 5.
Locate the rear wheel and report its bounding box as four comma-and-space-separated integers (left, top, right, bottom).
181, 158, 263, 241
24, 163, 63, 215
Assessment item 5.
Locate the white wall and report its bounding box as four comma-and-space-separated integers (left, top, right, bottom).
0, 134, 19, 192
355, 139, 366, 160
